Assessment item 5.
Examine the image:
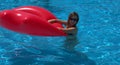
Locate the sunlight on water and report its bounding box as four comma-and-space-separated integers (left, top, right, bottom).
0, 0, 120, 65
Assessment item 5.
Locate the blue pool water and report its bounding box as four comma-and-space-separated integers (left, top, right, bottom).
0, 0, 120, 65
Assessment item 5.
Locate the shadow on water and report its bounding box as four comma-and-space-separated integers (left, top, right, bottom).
8, 48, 43, 65
63, 36, 96, 65
8, 32, 97, 65
6, 34, 97, 65
45, 31, 97, 65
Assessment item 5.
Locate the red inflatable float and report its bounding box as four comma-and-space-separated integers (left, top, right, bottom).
0, 6, 67, 36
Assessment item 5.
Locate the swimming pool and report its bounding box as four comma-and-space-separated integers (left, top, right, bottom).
0, 0, 120, 65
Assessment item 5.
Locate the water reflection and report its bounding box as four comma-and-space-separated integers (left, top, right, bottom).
61, 34, 96, 65
8, 49, 43, 65
44, 30, 96, 65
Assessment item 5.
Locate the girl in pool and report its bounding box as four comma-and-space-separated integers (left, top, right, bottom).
48, 12, 79, 35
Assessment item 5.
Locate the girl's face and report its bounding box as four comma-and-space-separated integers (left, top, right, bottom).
68, 15, 78, 27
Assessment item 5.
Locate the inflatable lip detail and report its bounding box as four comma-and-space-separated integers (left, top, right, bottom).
0, 6, 67, 36
0, 10, 28, 32
13, 6, 57, 20
0, 10, 34, 27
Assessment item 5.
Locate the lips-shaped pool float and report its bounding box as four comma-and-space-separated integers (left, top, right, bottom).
0, 6, 66, 36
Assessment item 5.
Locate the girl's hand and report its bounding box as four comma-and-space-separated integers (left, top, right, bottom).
48, 19, 56, 23
57, 27, 64, 30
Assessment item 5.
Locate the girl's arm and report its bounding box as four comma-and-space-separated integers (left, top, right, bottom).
57, 27, 76, 34
48, 19, 67, 25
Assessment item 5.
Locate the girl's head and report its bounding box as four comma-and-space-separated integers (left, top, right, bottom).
67, 12, 79, 27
